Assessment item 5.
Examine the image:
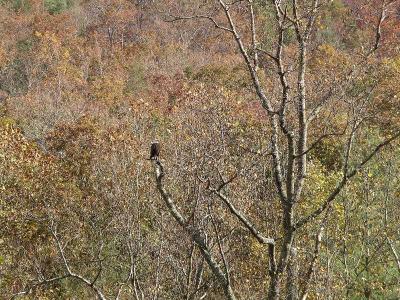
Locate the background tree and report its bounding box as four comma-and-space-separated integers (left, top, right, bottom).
0, 0, 399, 299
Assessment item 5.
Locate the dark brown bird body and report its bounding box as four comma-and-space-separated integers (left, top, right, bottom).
150, 142, 160, 160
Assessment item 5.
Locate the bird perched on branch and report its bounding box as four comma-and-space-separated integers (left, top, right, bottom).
150, 141, 160, 161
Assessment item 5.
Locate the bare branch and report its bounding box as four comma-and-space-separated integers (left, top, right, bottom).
256, 47, 278, 62
185, 243, 195, 300
166, 14, 233, 33
50, 222, 107, 300
304, 0, 320, 39
210, 188, 275, 245
248, 0, 259, 69
295, 130, 400, 229
91, 242, 104, 286
208, 202, 231, 284
294, 126, 347, 158
10, 275, 71, 299
215, 170, 238, 191
218, 0, 274, 113
386, 237, 400, 274
370, 0, 387, 53
299, 225, 324, 300
153, 160, 237, 300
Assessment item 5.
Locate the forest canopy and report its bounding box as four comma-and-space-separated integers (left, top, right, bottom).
0, 0, 400, 299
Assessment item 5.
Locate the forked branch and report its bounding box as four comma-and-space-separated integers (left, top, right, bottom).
153, 160, 237, 300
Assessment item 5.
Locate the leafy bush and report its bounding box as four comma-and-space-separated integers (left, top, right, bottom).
44, 0, 73, 14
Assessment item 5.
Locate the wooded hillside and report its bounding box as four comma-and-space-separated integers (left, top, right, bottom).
1, 0, 400, 299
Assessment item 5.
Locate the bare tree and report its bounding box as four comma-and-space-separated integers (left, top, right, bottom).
156, 0, 400, 299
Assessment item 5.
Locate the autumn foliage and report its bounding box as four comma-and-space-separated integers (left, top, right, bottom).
1, 0, 400, 299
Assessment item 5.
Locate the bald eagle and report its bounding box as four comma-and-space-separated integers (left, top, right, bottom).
150, 141, 160, 161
